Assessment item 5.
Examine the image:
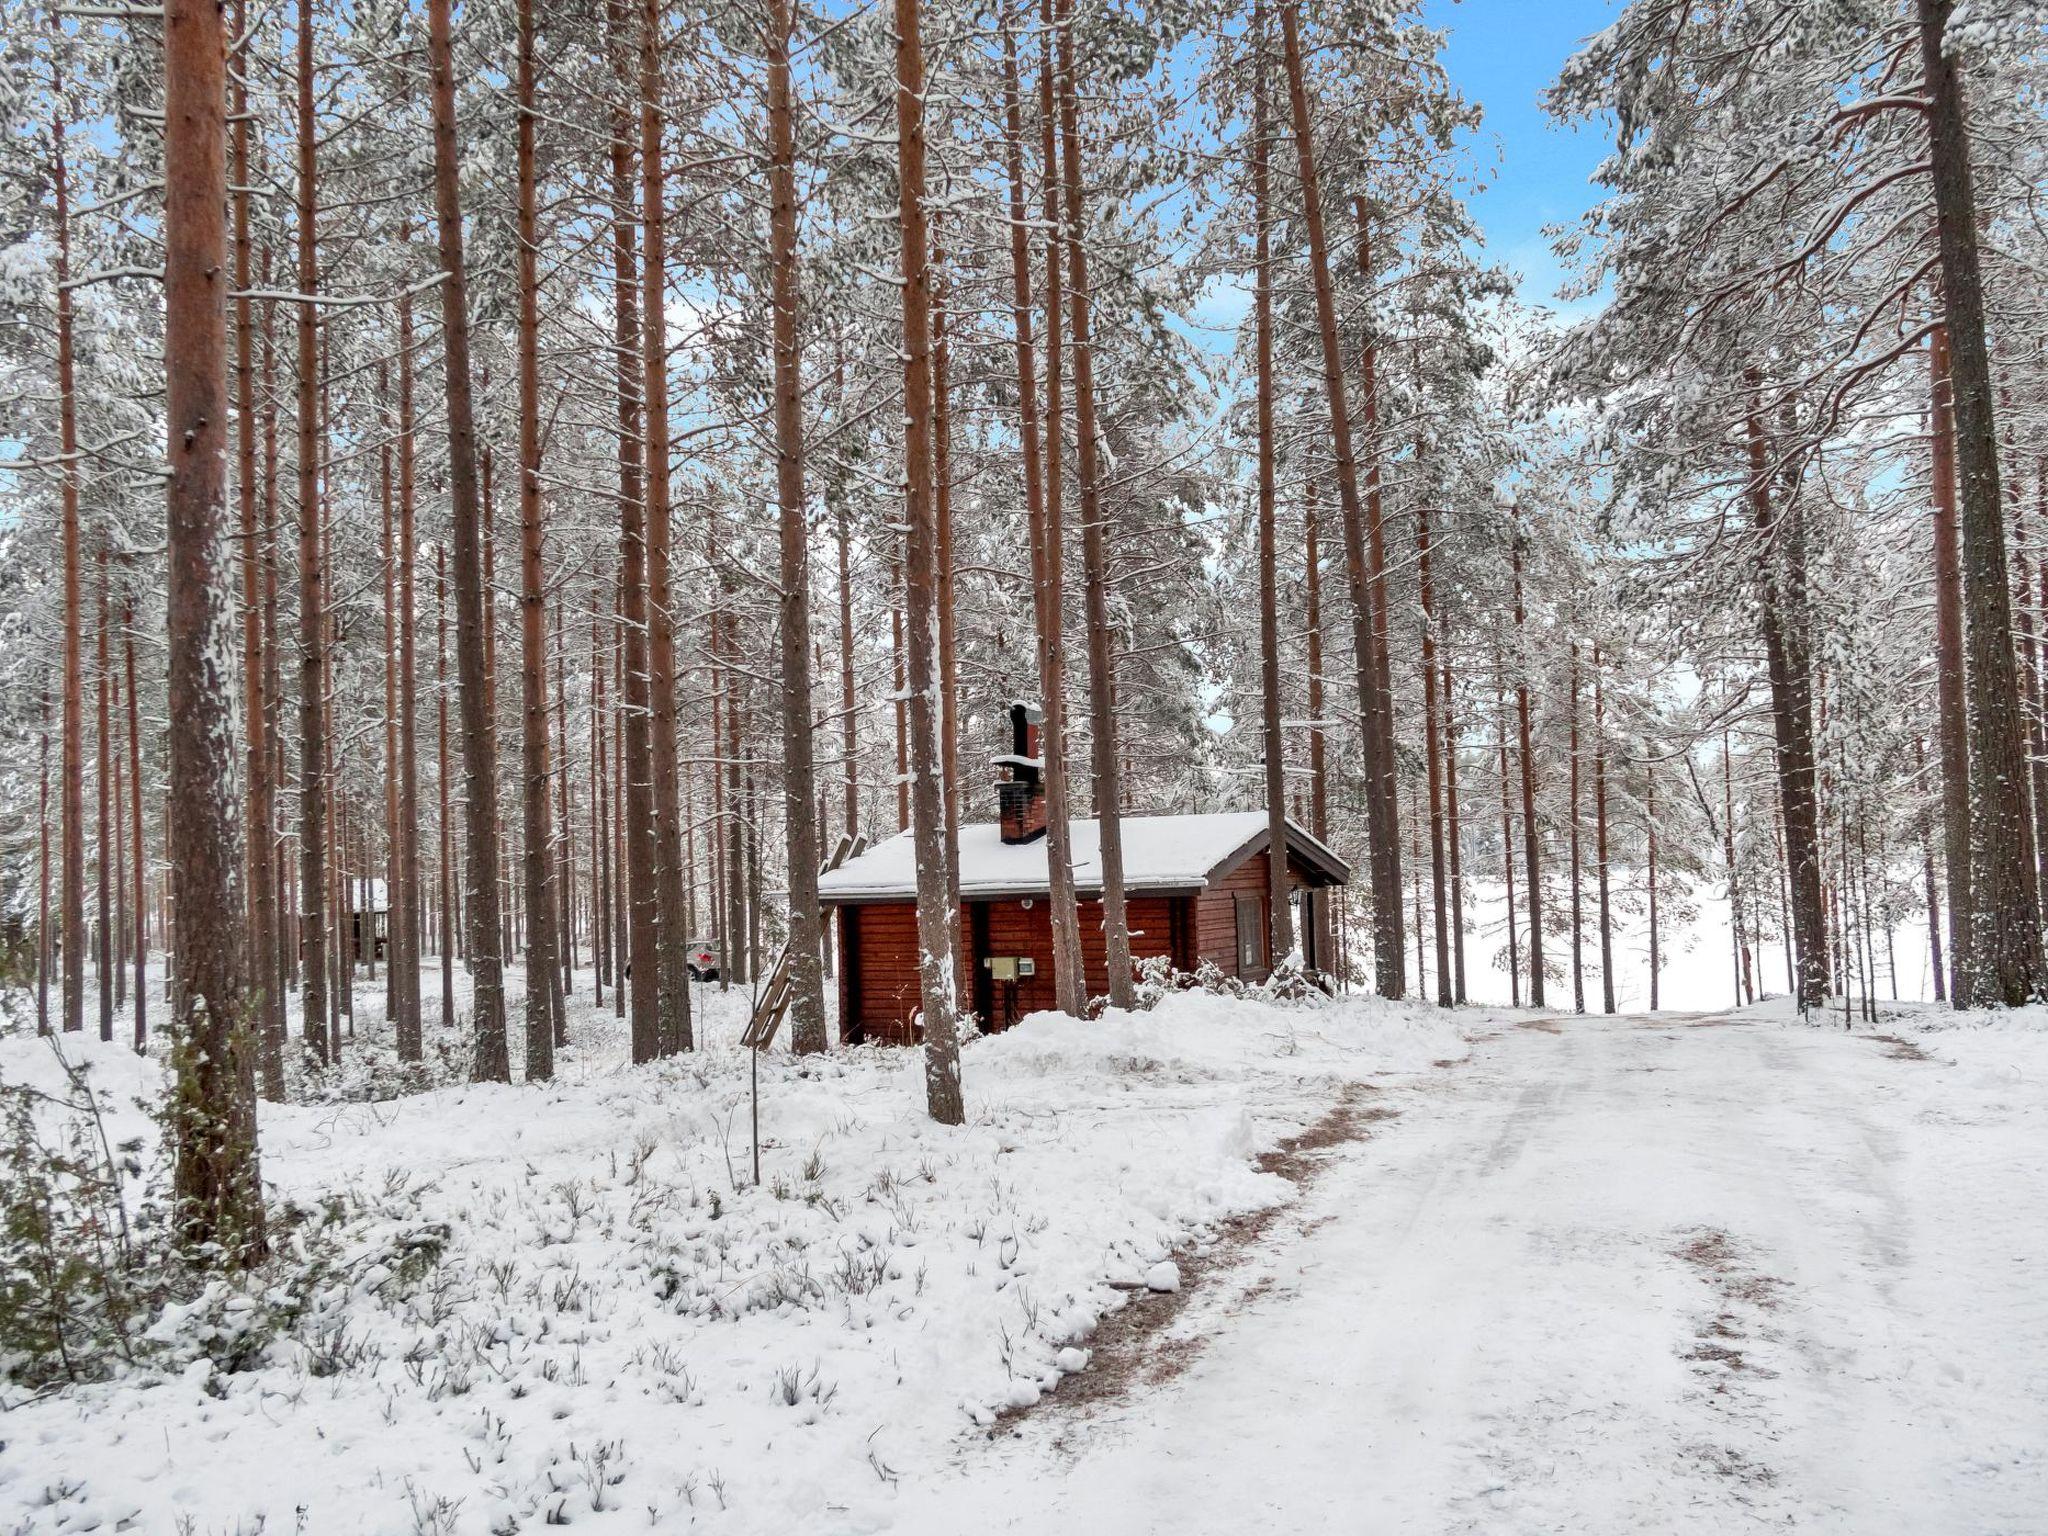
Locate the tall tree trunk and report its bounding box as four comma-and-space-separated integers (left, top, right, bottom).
395, 289, 423, 1058
1306, 482, 1334, 974
294, 0, 329, 1063
1054, 0, 1135, 1008
836, 489, 859, 837
932, 232, 963, 989
1495, 669, 1519, 1007
165, 0, 264, 1262
640, 0, 694, 1051
230, 1, 280, 1093
1278, 4, 1402, 995
38, 689, 50, 1034
53, 103, 86, 1038
1352, 206, 1406, 994
515, 0, 559, 1081
1512, 534, 1543, 1006
1444, 656, 1467, 1003
1011, 1, 1088, 1016
608, 4, 660, 1064
427, 0, 510, 1079
894, 0, 964, 1122
97, 551, 112, 1041
436, 550, 456, 1028
1928, 329, 1971, 1003
765, 0, 828, 1052
1647, 760, 1660, 1011
1744, 379, 1829, 1010
1919, 0, 2042, 1003
1250, 9, 1293, 973
1416, 487, 1451, 1005
1593, 645, 1615, 1014
124, 604, 145, 1049
1567, 640, 1585, 1013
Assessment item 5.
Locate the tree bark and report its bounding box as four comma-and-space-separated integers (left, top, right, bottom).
1744, 378, 1829, 1010
394, 289, 423, 1059
124, 604, 145, 1049
765, 0, 828, 1052
894, 0, 964, 1122
1003, 2, 1088, 1016
294, 0, 329, 1064
165, 0, 264, 1262
427, 0, 510, 1079
1278, 4, 1402, 996
515, 0, 560, 1081
1593, 645, 1615, 1014
1512, 533, 1543, 1006
52, 101, 86, 1039
640, 0, 694, 1051
1918, 0, 2042, 1003
1055, 0, 1135, 1009
229, 0, 280, 1093
1251, 8, 1293, 973
607, 1, 660, 1064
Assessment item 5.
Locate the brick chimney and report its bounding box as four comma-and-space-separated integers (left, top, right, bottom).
996, 700, 1047, 844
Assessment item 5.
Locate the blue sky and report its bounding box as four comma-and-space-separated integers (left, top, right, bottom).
1423, 0, 1618, 309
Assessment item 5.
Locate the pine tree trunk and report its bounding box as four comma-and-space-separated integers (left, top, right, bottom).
1495, 669, 1519, 1007
515, 0, 559, 1081
1251, 10, 1293, 973
38, 690, 50, 1035
1919, 0, 2041, 1002
124, 606, 145, 1049
1417, 488, 1451, 1006
1593, 646, 1615, 1014
1444, 656, 1467, 1003
436, 550, 456, 1029
1054, 0, 1134, 1008
1278, 4, 1402, 996
427, 0, 510, 1079
1352, 207, 1406, 995
96, 555, 112, 1041
1004, 4, 1089, 1016
294, 0, 329, 1063
230, 4, 280, 1094
640, 0, 694, 1051
894, 0, 964, 1122
164, 0, 265, 1262
607, 4, 661, 1064
395, 290, 423, 1058
1512, 534, 1543, 1006
1567, 640, 1585, 1013
1647, 761, 1660, 1011
1745, 378, 1830, 1010
766, 0, 828, 1052
53, 103, 86, 1039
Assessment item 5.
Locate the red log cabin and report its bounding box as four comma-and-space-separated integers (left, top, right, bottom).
819, 703, 1351, 1044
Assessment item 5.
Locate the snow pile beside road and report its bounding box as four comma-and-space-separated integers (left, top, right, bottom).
0, 981, 1465, 1536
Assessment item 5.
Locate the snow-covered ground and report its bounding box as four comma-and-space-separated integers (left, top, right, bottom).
891, 999, 2048, 1533
0, 965, 1474, 1535
5, 958, 2043, 1535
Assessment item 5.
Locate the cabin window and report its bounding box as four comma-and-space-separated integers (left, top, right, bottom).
1235, 893, 1264, 975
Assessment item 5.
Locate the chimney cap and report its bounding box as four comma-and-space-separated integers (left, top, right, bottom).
1008, 699, 1045, 726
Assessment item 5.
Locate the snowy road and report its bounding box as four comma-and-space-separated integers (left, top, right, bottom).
893, 1012, 2048, 1534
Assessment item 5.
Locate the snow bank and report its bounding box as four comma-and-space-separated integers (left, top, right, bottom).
0, 977, 1466, 1536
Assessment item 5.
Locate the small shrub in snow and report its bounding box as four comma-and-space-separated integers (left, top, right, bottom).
0, 1056, 161, 1385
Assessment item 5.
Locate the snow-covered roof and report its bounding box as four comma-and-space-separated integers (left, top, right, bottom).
817, 811, 1349, 904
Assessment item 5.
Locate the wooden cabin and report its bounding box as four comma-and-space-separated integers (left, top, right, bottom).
819, 704, 1350, 1044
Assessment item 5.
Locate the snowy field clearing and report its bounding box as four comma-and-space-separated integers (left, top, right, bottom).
3, 968, 2043, 1534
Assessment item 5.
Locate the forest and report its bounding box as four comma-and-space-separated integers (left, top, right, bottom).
0, 0, 2045, 1520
